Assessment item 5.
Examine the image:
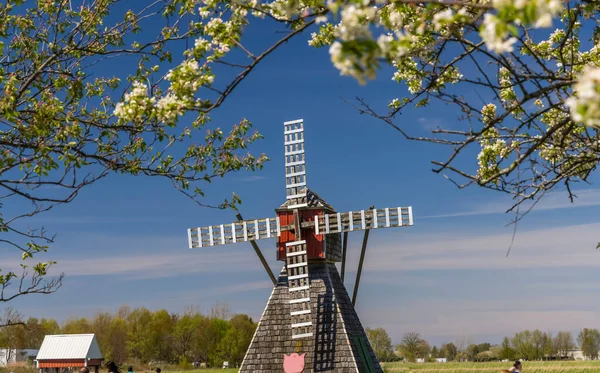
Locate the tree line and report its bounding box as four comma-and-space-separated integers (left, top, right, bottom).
366, 328, 600, 363
0, 304, 256, 368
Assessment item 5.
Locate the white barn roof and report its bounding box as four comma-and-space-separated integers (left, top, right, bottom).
36, 334, 103, 360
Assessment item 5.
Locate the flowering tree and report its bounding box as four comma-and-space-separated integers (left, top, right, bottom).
1, 0, 597, 301
0, 0, 289, 303
308, 0, 598, 225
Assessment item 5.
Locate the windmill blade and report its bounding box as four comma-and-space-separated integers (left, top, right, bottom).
284, 119, 307, 208
314, 206, 413, 235
187, 217, 280, 248
285, 240, 313, 339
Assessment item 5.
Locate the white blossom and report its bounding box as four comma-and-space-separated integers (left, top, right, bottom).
114, 81, 156, 123
533, 0, 563, 28
377, 33, 394, 55
337, 4, 377, 40
432, 8, 453, 31
316, 16, 328, 24
388, 98, 400, 109
566, 66, 600, 129
481, 14, 517, 53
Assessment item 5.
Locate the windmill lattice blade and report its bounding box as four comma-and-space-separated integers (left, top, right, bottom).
187, 217, 280, 248
284, 119, 307, 209
285, 240, 313, 339
314, 206, 413, 235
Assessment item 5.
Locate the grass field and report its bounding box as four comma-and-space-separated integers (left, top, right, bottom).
4, 361, 600, 373
151, 361, 600, 373
380, 361, 600, 372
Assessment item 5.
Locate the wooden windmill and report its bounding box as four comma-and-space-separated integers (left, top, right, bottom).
186, 119, 414, 372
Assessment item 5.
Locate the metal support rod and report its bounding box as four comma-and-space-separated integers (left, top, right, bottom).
236, 213, 277, 285
352, 206, 373, 307
340, 231, 348, 282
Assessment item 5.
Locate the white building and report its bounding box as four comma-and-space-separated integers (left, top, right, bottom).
35, 334, 103, 373
0, 349, 38, 367
563, 349, 600, 361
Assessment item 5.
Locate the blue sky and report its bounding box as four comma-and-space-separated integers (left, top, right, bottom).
3, 6, 600, 348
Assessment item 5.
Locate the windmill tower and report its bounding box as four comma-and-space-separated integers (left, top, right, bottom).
186, 119, 414, 372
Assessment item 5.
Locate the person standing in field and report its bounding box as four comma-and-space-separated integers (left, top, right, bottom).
509, 361, 522, 373
127, 366, 134, 373
106, 361, 122, 373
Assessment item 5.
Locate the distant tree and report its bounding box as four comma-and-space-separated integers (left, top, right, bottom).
554, 331, 576, 358
472, 344, 494, 362
454, 351, 468, 362
126, 307, 154, 362
440, 343, 457, 361
430, 346, 439, 359
532, 330, 545, 360
477, 343, 491, 353
116, 306, 131, 320
0, 307, 23, 329
107, 318, 128, 364
398, 332, 429, 362
500, 336, 516, 360
512, 330, 535, 360
455, 336, 472, 354
92, 312, 113, 359
62, 317, 91, 334
0, 308, 25, 362
149, 309, 176, 362
173, 314, 203, 362
475, 351, 494, 362
210, 302, 232, 321
366, 328, 394, 362
23, 317, 45, 348
206, 318, 230, 367
578, 328, 600, 360
218, 314, 257, 366
466, 344, 479, 361
543, 332, 556, 358
490, 345, 502, 360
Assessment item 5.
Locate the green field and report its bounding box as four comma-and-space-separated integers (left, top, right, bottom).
381, 361, 600, 372
154, 361, 600, 373
4, 361, 600, 373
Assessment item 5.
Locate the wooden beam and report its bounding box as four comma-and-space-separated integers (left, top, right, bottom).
352, 206, 373, 307
293, 208, 302, 240
340, 231, 348, 282
236, 213, 277, 285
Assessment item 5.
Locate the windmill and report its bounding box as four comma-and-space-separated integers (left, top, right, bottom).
186, 119, 414, 372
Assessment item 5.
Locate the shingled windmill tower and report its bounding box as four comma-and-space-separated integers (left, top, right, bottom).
186, 119, 414, 372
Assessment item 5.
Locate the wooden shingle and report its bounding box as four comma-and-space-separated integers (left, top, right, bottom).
239, 263, 382, 373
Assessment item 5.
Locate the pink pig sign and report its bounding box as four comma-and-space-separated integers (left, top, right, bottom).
283, 353, 305, 373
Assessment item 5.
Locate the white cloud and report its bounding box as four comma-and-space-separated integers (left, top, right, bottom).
421, 188, 600, 219
360, 222, 600, 272
3, 220, 598, 281
0, 238, 281, 280
26, 216, 166, 224
364, 305, 600, 341
171, 280, 274, 303
237, 175, 267, 182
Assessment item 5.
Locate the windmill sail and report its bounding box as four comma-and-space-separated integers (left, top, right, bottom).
187, 217, 280, 248
284, 119, 307, 209
314, 206, 413, 235
285, 240, 313, 339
